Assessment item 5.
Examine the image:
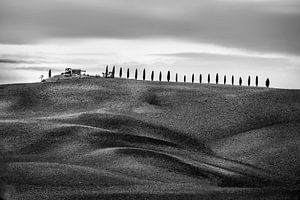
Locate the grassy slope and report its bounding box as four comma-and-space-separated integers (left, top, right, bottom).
1, 78, 299, 141
0, 77, 299, 199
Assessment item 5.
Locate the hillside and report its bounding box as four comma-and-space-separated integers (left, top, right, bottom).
0, 77, 299, 199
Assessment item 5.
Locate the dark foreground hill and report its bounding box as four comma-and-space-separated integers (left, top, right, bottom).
0, 78, 299, 199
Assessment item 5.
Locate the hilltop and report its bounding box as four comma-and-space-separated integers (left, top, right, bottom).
0, 77, 299, 199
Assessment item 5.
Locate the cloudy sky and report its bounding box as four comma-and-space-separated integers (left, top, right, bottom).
0, 0, 300, 88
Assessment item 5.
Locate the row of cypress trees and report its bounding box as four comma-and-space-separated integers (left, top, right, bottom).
105, 66, 270, 87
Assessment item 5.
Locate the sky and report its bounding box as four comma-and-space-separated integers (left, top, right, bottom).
0, 0, 300, 88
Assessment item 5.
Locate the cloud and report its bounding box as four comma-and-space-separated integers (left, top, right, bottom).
151, 51, 297, 72
0, 0, 300, 56
0, 58, 37, 64
151, 52, 292, 61
14, 66, 57, 71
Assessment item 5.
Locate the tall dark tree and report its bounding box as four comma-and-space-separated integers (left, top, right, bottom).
266, 78, 270, 88
199, 74, 202, 83
127, 68, 130, 79
224, 75, 226, 84
184, 75, 186, 83
135, 69, 138, 80
255, 76, 258, 87
175, 73, 178, 82
231, 75, 234, 85
143, 69, 146, 80
159, 71, 162, 82
248, 76, 251, 86
192, 74, 194, 83
48, 69, 51, 78
239, 77, 242, 86
105, 65, 109, 77
167, 71, 170, 82
112, 66, 115, 78
208, 74, 210, 84
119, 67, 122, 78
216, 73, 219, 84
151, 71, 154, 81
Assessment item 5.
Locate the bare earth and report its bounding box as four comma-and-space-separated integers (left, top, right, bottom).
0, 77, 299, 199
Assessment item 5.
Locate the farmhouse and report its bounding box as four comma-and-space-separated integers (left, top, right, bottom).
43, 68, 89, 82
63, 68, 86, 77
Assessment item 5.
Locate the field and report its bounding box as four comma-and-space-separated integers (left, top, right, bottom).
0, 77, 299, 199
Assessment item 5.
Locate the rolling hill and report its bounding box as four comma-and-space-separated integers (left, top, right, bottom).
0, 77, 299, 199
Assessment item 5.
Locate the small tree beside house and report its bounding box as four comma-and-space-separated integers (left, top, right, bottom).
159, 71, 162, 82
208, 74, 210, 84
135, 69, 138, 80
266, 78, 270, 88
151, 71, 154, 81
256, 76, 258, 87
248, 76, 251, 86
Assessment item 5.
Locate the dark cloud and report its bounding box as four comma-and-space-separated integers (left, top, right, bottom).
14, 66, 56, 71
0, 58, 37, 64
0, 0, 300, 55
0, 62, 60, 71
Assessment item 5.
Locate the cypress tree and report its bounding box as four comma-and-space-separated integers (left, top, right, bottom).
48, 69, 51, 78
159, 71, 162, 82
199, 74, 202, 83
119, 67, 122, 78
112, 66, 115, 78
135, 69, 138, 80
143, 69, 146, 80
105, 65, 109, 77
216, 73, 219, 84
127, 68, 130, 79
208, 74, 210, 84
167, 71, 170, 82
175, 73, 178, 82
184, 75, 186, 83
248, 76, 251, 86
239, 77, 242, 86
255, 76, 258, 87
151, 71, 154, 81
224, 75, 226, 84
231, 75, 234, 85
192, 74, 194, 83
266, 78, 270, 88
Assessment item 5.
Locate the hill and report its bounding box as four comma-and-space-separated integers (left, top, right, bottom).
0, 77, 299, 199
